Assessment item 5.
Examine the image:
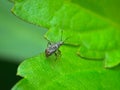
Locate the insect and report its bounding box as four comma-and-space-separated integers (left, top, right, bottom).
45, 40, 64, 57
45, 30, 66, 58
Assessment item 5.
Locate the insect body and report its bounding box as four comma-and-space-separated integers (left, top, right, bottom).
45, 41, 64, 57
45, 30, 67, 58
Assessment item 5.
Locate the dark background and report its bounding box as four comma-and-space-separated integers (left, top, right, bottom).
0, 58, 21, 90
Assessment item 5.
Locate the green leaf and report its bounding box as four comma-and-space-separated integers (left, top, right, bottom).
71, 0, 120, 26
12, 50, 120, 90
11, 0, 120, 89
11, 0, 120, 67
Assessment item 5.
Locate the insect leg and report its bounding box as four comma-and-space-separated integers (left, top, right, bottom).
54, 50, 61, 60
57, 49, 61, 56
55, 52, 58, 60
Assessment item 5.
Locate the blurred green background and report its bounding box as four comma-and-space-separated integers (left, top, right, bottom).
0, 0, 47, 89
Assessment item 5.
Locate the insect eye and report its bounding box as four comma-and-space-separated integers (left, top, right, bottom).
48, 51, 51, 54
45, 49, 50, 54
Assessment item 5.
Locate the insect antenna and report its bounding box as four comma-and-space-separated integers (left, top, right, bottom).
60, 29, 69, 43
60, 29, 63, 41
44, 36, 52, 46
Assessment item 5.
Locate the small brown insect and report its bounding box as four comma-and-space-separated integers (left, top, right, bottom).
45, 30, 67, 58
45, 41, 63, 57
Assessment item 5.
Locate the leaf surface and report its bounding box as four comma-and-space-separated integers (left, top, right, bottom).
71, 0, 120, 26
11, 0, 120, 89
